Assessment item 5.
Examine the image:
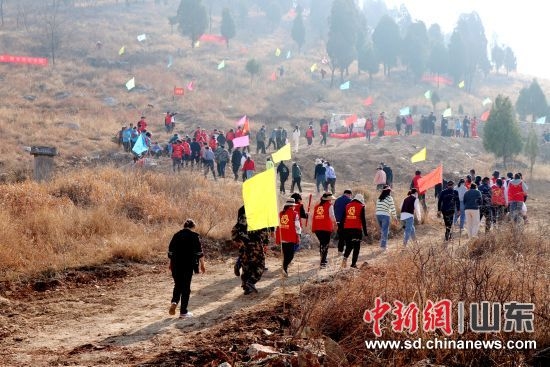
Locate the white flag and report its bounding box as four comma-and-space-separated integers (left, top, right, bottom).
125, 77, 135, 91
137, 34, 147, 42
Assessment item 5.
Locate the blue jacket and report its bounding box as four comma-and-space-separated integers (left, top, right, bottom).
463, 189, 482, 210
334, 195, 352, 223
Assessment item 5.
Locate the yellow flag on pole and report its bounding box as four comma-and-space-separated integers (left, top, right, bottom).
310, 63, 317, 72
411, 147, 427, 163
275, 48, 281, 57
458, 80, 465, 88
242, 167, 279, 231
118, 46, 125, 56
271, 143, 291, 163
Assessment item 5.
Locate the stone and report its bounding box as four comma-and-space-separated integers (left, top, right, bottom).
247, 343, 279, 359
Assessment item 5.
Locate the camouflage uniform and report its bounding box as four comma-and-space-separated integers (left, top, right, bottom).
232, 207, 269, 295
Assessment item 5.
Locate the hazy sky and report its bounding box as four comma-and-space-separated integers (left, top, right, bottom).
381, 0, 547, 80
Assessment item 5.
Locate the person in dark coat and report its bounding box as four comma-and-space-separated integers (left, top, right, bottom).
168, 219, 205, 319
437, 181, 460, 241
277, 161, 290, 194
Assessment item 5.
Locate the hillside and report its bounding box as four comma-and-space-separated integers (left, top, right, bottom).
0, 2, 549, 366
1, 1, 549, 181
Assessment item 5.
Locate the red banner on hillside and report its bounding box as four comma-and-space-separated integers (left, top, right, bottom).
173, 87, 185, 96
421, 74, 452, 86
0, 54, 48, 66
199, 34, 226, 45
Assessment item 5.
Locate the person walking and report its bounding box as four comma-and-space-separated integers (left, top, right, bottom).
203, 146, 217, 180
312, 193, 336, 268
478, 177, 493, 232
168, 219, 206, 319
320, 119, 329, 145
265, 157, 274, 170
375, 185, 397, 250
256, 126, 266, 154
411, 170, 427, 217
454, 178, 467, 230
400, 188, 422, 246
373, 165, 387, 191
324, 161, 336, 194
364, 115, 373, 142
231, 148, 242, 181
276, 199, 302, 277
491, 178, 506, 226
437, 181, 460, 241
232, 206, 270, 295
313, 159, 326, 193
463, 183, 482, 238
171, 139, 183, 173
242, 155, 255, 181
507, 173, 528, 223
377, 112, 386, 137
292, 125, 300, 153
305, 125, 315, 146
381, 162, 393, 187
341, 194, 368, 268
267, 128, 277, 151
334, 189, 352, 256
291, 162, 303, 193
277, 161, 290, 194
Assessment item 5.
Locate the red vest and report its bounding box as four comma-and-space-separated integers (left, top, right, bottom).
171, 143, 183, 158
491, 186, 506, 205
321, 123, 328, 133
165, 114, 171, 126
312, 201, 333, 232
343, 201, 364, 229
276, 208, 299, 244
306, 129, 314, 138
507, 181, 525, 202
182, 141, 191, 155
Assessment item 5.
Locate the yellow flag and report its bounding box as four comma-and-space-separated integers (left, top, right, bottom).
458, 80, 465, 88
310, 63, 317, 72
275, 48, 281, 57
242, 167, 279, 231
271, 143, 291, 163
411, 147, 427, 163
118, 46, 125, 56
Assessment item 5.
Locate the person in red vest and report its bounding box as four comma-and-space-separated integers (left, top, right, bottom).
341, 194, 368, 268
377, 112, 385, 137
171, 139, 183, 173
320, 119, 329, 145
208, 135, 217, 150
193, 126, 201, 140
276, 199, 302, 277
242, 155, 255, 181
290, 193, 309, 227
305, 125, 315, 146
225, 129, 235, 152
491, 178, 506, 226
137, 116, 147, 133
182, 138, 191, 167
507, 173, 528, 223
236, 126, 244, 138
411, 170, 427, 219
364, 115, 374, 142
311, 193, 336, 268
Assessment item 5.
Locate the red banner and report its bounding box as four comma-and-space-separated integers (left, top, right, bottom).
173, 87, 185, 96
199, 34, 226, 45
0, 54, 48, 66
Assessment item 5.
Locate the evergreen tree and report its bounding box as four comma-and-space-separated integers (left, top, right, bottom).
448, 30, 467, 85
326, 0, 358, 85
402, 21, 429, 81
308, 0, 331, 40
491, 44, 504, 73
358, 43, 379, 83
372, 15, 400, 77
483, 95, 523, 167
524, 128, 539, 179
291, 7, 305, 52
454, 12, 489, 91
515, 79, 548, 121
245, 58, 260, 81
176, 0, 208, 48
221, 7, 236, 48
504, 46, 517, 75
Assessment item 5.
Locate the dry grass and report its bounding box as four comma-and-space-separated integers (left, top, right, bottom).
298, 225, 550, 366
0, 166, 242, 281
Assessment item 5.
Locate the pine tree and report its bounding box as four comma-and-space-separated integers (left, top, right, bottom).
291, 7, 305, 52
515, 79, 548, 121
221, 7, 236, 48
176, 0, 207, 48
483, 95, 523, 167
326, 0, 358, 85
372, 14, 400, 77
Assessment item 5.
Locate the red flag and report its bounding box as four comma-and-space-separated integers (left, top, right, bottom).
344, 114, 357, 126
242, 118, 250, 134
173, 87, 185, 96
270, 72, 277, 81
363, 96, 373, 106
0, 54, 48, 66
480, 110, 490, 121
417, 165, 443, 194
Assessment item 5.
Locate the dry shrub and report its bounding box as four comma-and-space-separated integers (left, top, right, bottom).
300, 225, 549, 366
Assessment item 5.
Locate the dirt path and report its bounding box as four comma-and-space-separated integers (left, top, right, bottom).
0, 242, 390, 366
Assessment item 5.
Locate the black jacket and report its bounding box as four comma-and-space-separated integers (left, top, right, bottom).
438, 187, 460, 212
168, 228, 203, 270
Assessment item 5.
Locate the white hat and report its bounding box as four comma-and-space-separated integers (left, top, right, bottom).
353, 194, 365, 204
284, 198, 297, 206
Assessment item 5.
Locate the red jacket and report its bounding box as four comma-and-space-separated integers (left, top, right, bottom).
365, 118, 373, 130
226, 131, 235, 141
412, 174, 425, 195
276, 208, 299, 244
343, 201, 364, 230
306, 128, 314, 138
321, 123, 328, 133
165, 114, 172, 126
312, 201, 333, 232
242, 158, 255, 171
236, 129, 244, 138
209, 137, 217, 150
182, 141, 191, 155
377, 116, 385, 130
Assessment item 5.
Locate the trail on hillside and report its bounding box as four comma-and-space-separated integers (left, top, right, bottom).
0, 242, 392, 366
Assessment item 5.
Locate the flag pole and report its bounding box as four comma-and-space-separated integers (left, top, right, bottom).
305, 193, 313, 227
